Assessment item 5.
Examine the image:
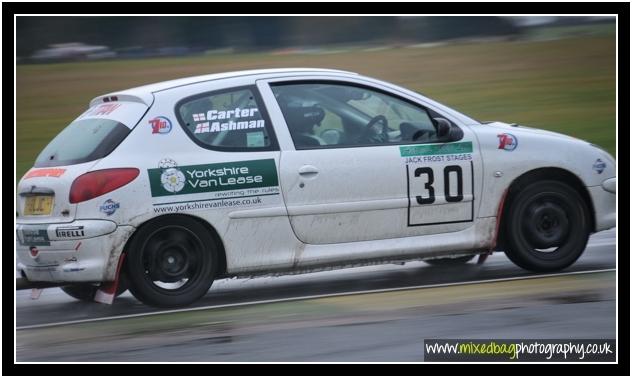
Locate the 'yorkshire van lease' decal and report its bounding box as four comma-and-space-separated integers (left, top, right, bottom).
147, 159, 279, 198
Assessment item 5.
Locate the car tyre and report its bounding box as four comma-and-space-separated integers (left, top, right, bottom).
126, 215, 218, 308
503, 180, 590, 272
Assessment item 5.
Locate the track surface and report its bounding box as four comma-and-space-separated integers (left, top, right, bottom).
16, 228, 615, 328
15, 229, 616, 362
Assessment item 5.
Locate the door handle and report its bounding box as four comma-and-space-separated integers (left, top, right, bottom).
298, 165, 319, 177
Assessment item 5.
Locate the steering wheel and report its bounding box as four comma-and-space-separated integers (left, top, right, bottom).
359, 115, 389, 144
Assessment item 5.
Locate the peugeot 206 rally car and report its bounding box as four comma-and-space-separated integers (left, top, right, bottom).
16, 68, 616, 307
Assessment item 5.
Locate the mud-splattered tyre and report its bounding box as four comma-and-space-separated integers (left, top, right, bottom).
425, 255, 476, 266
504, 180, 590, 272
126, 215, 217, 308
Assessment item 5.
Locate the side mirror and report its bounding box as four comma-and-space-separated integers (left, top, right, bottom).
433, 117, 452, 139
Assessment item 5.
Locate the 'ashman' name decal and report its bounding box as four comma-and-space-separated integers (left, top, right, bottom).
148, 159, 279, 197
193, 107, 263, 134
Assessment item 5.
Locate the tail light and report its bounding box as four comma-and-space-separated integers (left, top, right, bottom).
69, 168, 139, 204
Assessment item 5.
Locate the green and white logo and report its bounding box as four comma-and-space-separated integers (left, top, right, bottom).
400, 141, 473, 157
148, 159, 279, 197
160, 168, 186, 193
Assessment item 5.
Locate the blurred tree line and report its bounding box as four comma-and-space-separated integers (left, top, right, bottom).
17, 16, 521, 57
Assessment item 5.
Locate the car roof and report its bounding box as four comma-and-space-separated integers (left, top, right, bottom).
90, 68, 357, 107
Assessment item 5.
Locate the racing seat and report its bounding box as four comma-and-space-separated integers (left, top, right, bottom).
281, 105, 326, 148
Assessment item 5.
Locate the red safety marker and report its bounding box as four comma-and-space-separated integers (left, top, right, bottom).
94, 253, 126, 305
478, 189, 509, 265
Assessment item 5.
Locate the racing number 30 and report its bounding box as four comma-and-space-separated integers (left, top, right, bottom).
414, 165, 463, 204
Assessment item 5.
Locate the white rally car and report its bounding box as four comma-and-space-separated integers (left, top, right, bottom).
16, 68, 616, 307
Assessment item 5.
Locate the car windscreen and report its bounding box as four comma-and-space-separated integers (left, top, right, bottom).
34, 118, 130, 167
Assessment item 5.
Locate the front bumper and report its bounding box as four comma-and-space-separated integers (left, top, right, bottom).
602, 177, 616, 194
588, 177, 616, 232
16, 220, 135, 283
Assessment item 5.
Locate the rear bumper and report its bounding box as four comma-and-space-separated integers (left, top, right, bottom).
588, 178, 616, 232
16, 220, 134, 283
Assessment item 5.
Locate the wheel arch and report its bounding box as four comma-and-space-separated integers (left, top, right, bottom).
495, 167, 596, 251
121, 214, 228, 278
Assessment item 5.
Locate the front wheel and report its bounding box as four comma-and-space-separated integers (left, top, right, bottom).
126, 215, 218, 308
503, 180, 590, 272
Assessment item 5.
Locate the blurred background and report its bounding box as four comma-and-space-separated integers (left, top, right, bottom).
16, 16, 616, 180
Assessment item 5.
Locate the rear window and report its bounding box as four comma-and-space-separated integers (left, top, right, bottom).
34, 118, 130, 167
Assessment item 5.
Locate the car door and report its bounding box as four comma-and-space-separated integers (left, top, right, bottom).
257, 77, 482, 245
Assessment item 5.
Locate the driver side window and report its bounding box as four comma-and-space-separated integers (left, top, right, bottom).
271, 82, 451, 150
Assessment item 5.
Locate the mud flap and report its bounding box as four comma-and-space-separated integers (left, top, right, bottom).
94, 252, 126, 305
477, 253, 491, 265
30, 288, 44, 300
478, 190, 509, 265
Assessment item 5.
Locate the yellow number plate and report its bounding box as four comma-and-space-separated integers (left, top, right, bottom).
24, 196, 54, 216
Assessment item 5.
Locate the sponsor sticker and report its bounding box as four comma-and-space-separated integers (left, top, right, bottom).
497, 133, 518, 151
194, 119, 265, 134
593, 158, 606, 174
207, 107, 259, 120
158, 158, 178, 169
20, 228, 50, 246
149, 116, 172, 134
400, 142, 473, 157
247, 131, 265, 147
55, 226, 85, 238
83, 103, 122, 117
152, 193, 279, 214
148, 159, 279, 197
192, 107, 263, 134
161, 168, 187, 193
24, 168, 66, 179
400, 142, 473, 164
192, 113, 206, 121
63, 266, 86, 273
99, 199, 120, 216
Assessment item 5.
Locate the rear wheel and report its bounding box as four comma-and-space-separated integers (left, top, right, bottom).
126, 215, 218, 308
503, 180, 590, 272
425, 255, 476, 266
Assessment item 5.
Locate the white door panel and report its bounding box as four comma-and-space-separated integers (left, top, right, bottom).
257, 77, 483, 245
280, 146, 406, 243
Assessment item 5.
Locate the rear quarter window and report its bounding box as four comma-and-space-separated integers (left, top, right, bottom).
176, 86, 278, 151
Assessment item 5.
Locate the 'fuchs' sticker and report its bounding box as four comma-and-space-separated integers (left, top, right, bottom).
99, 199, 120, 216
593, 159, 606, 174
